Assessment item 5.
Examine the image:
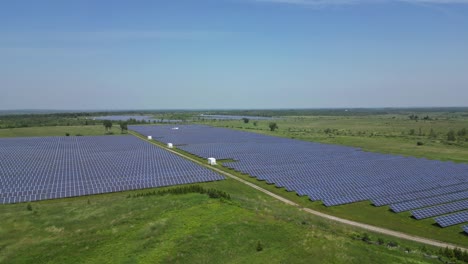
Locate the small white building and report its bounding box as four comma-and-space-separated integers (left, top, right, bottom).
207, 157, 217, 165
167, 143, 173, 148
172, 127, 179, 130
147, 135, 152, 140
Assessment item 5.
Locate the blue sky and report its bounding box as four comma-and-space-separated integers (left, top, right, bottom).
1, 0, 468, 110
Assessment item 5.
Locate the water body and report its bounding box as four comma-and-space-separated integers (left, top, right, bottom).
198, 114, 277, 120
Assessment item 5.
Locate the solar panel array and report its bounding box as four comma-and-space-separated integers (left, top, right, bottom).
435, 211, 468, 227
0, 136, 224, 204
130, 124, 468, 231
94, 115, 182, 123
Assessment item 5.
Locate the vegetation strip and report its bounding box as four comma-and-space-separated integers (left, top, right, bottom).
130, 130, 467, 250
128, 185, 231, 200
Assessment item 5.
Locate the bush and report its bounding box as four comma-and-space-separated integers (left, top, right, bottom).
256, 241, 263, 252
65, 133, 70, 136
269, 122, 278, 132
447, 130, 456, 141
26, 203, 32, 211
416, 141, 424, 146
387, 241, 398, 248
361, 233, 371, 243
377, 238, 385, 245
129, 185, 231, 200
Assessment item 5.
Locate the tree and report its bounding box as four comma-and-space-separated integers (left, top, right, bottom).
119, 122, 128, 134
242, 118, 250, 124
103, 120, 112, 132
428, 128, 437, 139
447, 130, 456, 141
269, 122, 278, 131
253, 121, 258, 126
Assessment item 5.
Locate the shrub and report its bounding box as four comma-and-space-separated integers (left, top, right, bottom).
387, 241, 398, 248
256, 241, 263, 252
416, 141, 424, 146
26, 203, 32, 211
447, 130, 456, 141
361, 233, 371, 243
377, 238, 385, 245
269, 122, 278, 132
65, 133, 70, 136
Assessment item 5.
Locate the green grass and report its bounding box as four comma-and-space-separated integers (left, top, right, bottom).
0, 180, 444, 264
0, 125, 124, 138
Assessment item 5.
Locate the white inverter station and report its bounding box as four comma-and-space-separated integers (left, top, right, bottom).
147, 136, 152, 140
167, 143, 173, 148
207, 157, 216, 165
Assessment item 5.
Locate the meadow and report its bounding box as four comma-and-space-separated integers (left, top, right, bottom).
0, 179, 444, 264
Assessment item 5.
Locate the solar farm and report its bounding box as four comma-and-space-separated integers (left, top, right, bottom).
0, 135, 224, 204
130, 124, 468, 234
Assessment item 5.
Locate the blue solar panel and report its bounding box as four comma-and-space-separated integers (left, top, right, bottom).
411, 200, 468, 219
0, 136, 224, 204
435, 211, 468, 227
463, 225, 468, 234
130, 125, 468, 211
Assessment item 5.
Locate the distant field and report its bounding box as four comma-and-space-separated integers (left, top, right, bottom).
0, 125, 123, 138
0, 180, 443, 264
200, 114, 468, 163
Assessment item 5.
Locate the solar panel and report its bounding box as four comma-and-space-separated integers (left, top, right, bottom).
411, 199, 468, 219
435, 211, 468, 227
0, 136, 224, 204
463, 225, 468, 234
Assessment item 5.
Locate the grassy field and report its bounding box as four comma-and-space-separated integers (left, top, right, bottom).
0, 180, 444, 264
0, 125, 124, 138
200, 114, 468, 163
